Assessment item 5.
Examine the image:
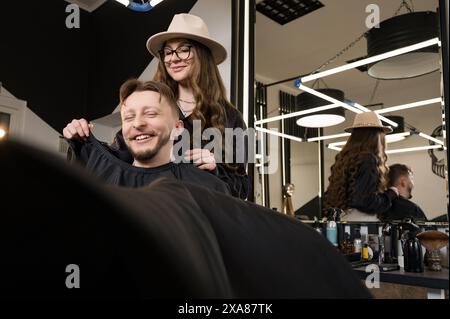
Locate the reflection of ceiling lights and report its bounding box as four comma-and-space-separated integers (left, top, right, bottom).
375, 97, 442, 114
365, 12, 439, 79
297, 84, 399, 127
299, 38, 440, 84
328, 130, 445, 154
0, 128, 6, 139
295, 89, 345, 128
114, 0, 164, 12
255, 126, 303, 142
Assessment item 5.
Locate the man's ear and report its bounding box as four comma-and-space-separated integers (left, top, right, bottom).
399, 176, 408, 188
171, 120, 185, 139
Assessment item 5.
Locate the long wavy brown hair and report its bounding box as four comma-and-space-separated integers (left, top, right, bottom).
324, 128, 389, 211
153, 39, 234, 137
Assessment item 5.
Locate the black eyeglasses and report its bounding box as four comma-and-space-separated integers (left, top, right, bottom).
159, 45, 193, 63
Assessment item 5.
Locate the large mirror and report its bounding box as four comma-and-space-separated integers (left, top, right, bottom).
254, 0, 448, 221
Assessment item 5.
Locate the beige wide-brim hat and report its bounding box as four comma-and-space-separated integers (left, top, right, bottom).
345, 111, 393, 133
146, 13, 227, 65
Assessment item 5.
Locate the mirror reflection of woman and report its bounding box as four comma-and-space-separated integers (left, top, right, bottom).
324, 112, 399, 221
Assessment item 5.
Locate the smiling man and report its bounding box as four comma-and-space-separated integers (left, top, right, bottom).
63, 79, 230, 195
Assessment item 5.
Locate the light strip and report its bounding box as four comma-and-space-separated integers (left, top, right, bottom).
328, 132, 412, 147
351, 102, 398, 127
242, 0, 250, 127
300, 38, 440, 83
307, 132, 350, 142
327, 144, 444, 154
298, 85, 398, 127
386, 145, 444, 154
375, 98, 442, 114
328, 145, 342, 152
328, 141, 347, 147
298, 84, 363, 114
115, 0, 129, 5
255, 126, 303, 143
254, 103, 337, 125
418, 132, 445, 145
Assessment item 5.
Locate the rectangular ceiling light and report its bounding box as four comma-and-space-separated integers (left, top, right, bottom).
254, 103, 337, 125
386, 145, 444, 154
255, 126, 303, 142
375, 97, 442, 114
300, 38, 440, 83
256, 0, 324, 25
307, 132, 350, 142
327, 132, 445, 154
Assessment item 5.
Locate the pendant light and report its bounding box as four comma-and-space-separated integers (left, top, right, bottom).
295, 88, 346, 128
365, 11, 439, 79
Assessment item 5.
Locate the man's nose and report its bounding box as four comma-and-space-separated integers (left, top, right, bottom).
132, 116, 147, 128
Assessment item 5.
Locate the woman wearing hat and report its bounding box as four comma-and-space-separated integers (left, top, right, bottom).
111, 14, 249, 199
324, 111, 399, 221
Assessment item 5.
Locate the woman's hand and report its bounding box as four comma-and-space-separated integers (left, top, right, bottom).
63, 119, 91, 141
185, 149, 217, 171
389, 186, 399, 196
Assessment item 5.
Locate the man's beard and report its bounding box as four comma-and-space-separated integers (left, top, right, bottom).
127, 130, 171, 163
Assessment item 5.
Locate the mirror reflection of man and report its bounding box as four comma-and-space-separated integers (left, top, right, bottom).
382, 164, 427, 221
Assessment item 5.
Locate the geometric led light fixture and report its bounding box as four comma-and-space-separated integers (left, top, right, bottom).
255, 36, 440, 146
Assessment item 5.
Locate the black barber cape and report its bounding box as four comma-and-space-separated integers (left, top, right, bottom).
67, 134, 231, 195
381, 196, 428, 222
0, 140, 371, 298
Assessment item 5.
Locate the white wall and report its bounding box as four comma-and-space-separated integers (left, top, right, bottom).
0, 87, 62, 155
190, 0, 231, 98
90, 122, 117, 144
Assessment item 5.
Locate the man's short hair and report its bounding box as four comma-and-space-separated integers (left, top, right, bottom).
388, 164, 412, 187
119, 79, 179, 118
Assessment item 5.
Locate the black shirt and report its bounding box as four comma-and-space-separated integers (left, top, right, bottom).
68, 134, 231, 195
349, 153, 397, 214
110, 106, 250, 199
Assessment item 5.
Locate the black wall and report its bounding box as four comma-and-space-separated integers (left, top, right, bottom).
0, 0, 197, 133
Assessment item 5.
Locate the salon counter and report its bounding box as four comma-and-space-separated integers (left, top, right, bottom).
353, 265, 449, 290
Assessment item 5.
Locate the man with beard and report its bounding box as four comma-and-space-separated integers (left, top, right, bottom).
63, 79, 230, 195
381, 164, 427, 221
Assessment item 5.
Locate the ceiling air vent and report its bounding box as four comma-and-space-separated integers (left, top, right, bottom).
256, 0, 324, 25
